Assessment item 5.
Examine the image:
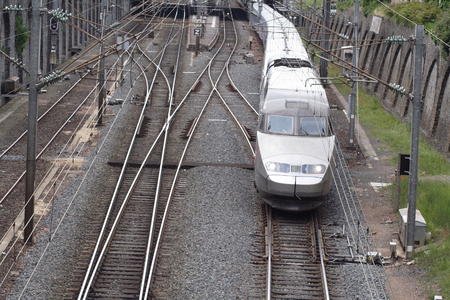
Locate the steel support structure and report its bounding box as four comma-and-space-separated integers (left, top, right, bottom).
319, 0, 330, 79
348, 0, 360, 146
24, 0, 42, 245
406, 25, 424, 259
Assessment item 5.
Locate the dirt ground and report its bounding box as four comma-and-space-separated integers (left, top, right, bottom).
326, 85, 430, 300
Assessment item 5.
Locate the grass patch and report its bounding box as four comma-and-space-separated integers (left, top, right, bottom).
416, 237, 450, 297
329, 64, 450, 176
383, 2, 441, 27
397, 180, 450, 234
328, 63, 450, 298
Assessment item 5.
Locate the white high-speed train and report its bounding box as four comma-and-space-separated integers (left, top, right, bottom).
252, 2, 335, 211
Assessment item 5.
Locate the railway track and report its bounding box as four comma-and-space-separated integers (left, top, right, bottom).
67, 3, 261, 299
72, 4, 186, 299
265, 206, 337, 299
0, 2, 391, 299
0, 3, 174, 293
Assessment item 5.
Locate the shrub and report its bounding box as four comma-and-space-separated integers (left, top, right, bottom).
434, 11, 450, 56
384, 2, 441, 27
15, 15, 29, 58
337, 0, 353, 11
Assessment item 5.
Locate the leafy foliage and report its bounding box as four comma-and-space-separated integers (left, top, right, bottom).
434, 11, 450, 55
360, 0, 384, 16
383, 2, 441, 27
15, 15, 29, 58
337, 0, 353, 11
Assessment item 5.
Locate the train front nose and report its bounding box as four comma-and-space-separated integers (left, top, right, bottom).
265, 175, 327, 198
294, 176, 328, 197
266, 175, 296, 197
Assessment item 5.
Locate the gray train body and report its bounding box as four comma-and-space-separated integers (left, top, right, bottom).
251, 3, 336, 211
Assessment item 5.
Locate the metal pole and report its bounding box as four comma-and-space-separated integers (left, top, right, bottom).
50, 0, 58, 71
406, 25, 424, 260
319, 0, 330, 79
97, 0, 107, 125
349, 0, 359, 146
24, 0, 42, 246
396, 169, 401, 210
37, 0, 43, 75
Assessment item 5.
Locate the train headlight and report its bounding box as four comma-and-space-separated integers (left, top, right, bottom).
265, 162, 290, 173
302, 164, 326, 174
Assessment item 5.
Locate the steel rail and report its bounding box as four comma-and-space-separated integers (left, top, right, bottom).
225, 65, 259, 115
329, 145, 383, 299
265, 205, 273, 300
0, 20, 153, 262
1, 44, 153, 296
60, 1, 163, 72
0, 3, 167, 292
314, 212, 331, 300
0, 14, 160, 208
77, 4, 182, 299
0, 4, 165, 209
212, 10, 255, 156
78, 3, 234, 297
0, 84, 99, 268
142, 6, 240, 298
138, 7, 185, 299
0, 82, 99, 207
61, 3, 169, 83
328, 165, 378, 300
0, 18, 155, 241
0, 72, 91, 162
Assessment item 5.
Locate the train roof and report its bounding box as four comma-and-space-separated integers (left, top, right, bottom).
268, 66, 326, 95
263, 67, 329, 116
261, 97, 330, 116
257, 3, 310, 63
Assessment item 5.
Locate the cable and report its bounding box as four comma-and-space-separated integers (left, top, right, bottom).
0, 7, 160, 286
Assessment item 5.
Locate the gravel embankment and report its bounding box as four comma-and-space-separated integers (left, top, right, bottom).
4, 45, 150, 299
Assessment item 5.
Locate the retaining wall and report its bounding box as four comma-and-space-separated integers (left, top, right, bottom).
302, 11, 450, 154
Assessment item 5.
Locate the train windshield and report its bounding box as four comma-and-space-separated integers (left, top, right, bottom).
299, 117, 328, 136
267, 115, 294, 134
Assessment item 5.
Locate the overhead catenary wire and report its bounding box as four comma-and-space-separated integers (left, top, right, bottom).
76, 4, 181, 299
0, 1, 160, 97
15, 54, 146, 298
1, 14, 167, 294
0, 5, 167, 287
254, 2, 388, 299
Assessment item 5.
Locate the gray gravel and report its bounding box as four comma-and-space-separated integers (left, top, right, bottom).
4, 42, 150, 299
152, 166, 262, 299
3, 14, 389, 300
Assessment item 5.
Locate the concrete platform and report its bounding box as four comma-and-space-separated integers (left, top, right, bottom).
187, 16, 220, 52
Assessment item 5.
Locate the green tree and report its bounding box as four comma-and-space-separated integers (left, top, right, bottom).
15, 15, 29, 59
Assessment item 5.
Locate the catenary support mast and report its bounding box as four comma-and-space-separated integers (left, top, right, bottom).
406, 24, 424, 259
24, 0, 42, 245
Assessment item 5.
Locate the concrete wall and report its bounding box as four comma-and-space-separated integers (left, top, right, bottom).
0, 0, 131, 97
301, 11, 450, 154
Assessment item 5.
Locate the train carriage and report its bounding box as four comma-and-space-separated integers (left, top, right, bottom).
252, 2, 335, 211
